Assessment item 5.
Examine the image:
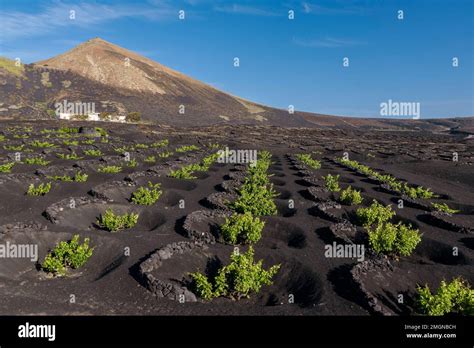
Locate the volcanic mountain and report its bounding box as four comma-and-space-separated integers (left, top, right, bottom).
0, 37, 472, 132
0, 38, 305, 126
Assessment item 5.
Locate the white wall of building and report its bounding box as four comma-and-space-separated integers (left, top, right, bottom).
87, 113, 100, 121
58, 112, 128, 123
59, 113, 72, 120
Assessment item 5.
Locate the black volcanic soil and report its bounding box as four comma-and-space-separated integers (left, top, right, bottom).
0, 120, 473, 315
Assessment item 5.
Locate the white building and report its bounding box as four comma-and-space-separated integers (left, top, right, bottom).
113, 115, 127, 123
58, 112, 127, 123
59, 113, 72, 120
87, 113, 100, 121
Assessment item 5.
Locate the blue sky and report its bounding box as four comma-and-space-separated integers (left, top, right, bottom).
0, 0, 472, 118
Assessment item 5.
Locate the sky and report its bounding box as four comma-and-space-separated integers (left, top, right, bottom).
0, 0, 473, 118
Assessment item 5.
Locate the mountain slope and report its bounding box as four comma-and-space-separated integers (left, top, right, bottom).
0, 38, 472, 133
14, 37, 308, 126
37, 38, 229, 97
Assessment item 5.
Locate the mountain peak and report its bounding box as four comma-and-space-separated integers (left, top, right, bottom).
9, 38, 316, 126
82, 37, 122, 50
35, 38, 191, 95
88, 37, 107, 43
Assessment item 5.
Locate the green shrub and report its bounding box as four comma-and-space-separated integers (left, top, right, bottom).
168, 166, 197, 179
13, 134, 29, 139
48, 172, 87, 182
200, 152, 220, 170
95, 127, 108, 137
114, 146, 129, 154
131, 182, 162, 205
3, 144, 24, 151
190, 246, 280, 300
126, 112, 141, 122
186, 163, 202, 173
42, 253, 66, 275
253, 151, 272, 172
0, 162, 16, 173
74, 171, 88, 182
23, 157, 50, 166
63, 140, 79, 146
135, 143, 149, 149
375, 173, 398, 185
158, 151, 173, 158
368, 222, 421, 256
0, 135, 5, 142
151, 139, 169, 148
417, 278, 473, 316
402, 183, 435, 199
432, 203, 459, 214
339, 186, 363, 205
82, 139, 95, 145
42, 235, 94, 276
231, 184, 278, 216
415, 186, 435, 199
296, 153, 321, 169
97, 165, 122, 174
190, 272, 214, 300
367, 222, 397, 255
220, 212, 265, 244
394, 223, 422, 256
246, 167, 271, 186
84, 149, 102, 156
229, 152, 278, 216
56, 152, 82, 160
258, 150, 272, 162
58, 127, 79, 134
97, 209, 139, 232
337, 158, 378, 178
57, 133, 71, 139
356, 200, 395, 226
30, 140, 55, 148
175, 145, 199, 153
206, 142, 221, 149
27, 182, 51, 196
388, 180, 403, 192
124, 159, 138, 168
336, 157, 436, 200
323, 174, 340, 192
144, 155, 156, 163
48, 175, 73, 182
168, 153, 219, 179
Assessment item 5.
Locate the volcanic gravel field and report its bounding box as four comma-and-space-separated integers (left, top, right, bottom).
0, 120, 473, 315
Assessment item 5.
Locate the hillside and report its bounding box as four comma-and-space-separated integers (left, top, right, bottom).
0, 38, 472, 133
0, 38, 310, 126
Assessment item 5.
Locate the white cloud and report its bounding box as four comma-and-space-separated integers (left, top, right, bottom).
301, 1, 370, 15
0, 1, 174, 41
302, 2, 312, 14
293, 36, 366, 48
214, 4, 281, 16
